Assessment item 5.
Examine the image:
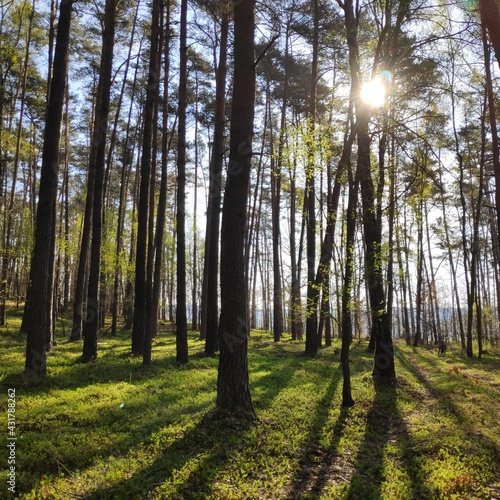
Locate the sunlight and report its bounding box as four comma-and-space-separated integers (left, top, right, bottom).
360, 76, 387, 107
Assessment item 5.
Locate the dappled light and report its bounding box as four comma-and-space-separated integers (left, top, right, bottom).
2, 0, 500, 497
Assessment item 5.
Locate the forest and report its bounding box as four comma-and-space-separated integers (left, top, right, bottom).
1, 0, 500, 497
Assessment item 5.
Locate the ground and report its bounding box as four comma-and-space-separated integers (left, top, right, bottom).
1, 304, 499, 499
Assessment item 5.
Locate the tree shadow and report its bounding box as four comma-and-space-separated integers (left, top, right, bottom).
288, 372, 343, 498
396, 348, 500, 459
83, 409, 256, 499
409, 346, 500, 406
345, 376, 432, 499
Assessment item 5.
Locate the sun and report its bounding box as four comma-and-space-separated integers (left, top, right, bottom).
360, 77, 387, 107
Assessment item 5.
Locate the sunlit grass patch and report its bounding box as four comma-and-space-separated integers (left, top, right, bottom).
0, 316, 499, 499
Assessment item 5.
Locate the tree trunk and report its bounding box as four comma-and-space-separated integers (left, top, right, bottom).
343, 0, 394, 378
341, 175, 358, 408
305, 0, 320, 356
175, 0, 189, 364
82, 0, 117, 362
217, 0, 255, 413
23, 0, 74, 375
204, 4, 229, 354
0, 0, 35, 326
479, 0, 500, 70
413, 199, 424, 346
132, 0, 160, 355
111, 0, 140, 337
144, 0, 169, 365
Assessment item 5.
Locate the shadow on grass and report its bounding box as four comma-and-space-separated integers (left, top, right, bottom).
82, 409, 254, 498
396, 348, 500, 460
289, 372, 343, 498
345, 375, 432, 499
0, 330, 213, 394
13, 344, 299, 497
13, 386, 215, 494
250, 355, 306, 410
409, 346, 500, 405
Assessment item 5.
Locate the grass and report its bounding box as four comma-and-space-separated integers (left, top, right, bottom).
1, 304, 500, 499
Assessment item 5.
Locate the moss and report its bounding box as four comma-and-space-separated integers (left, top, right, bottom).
1, 310, 499, 499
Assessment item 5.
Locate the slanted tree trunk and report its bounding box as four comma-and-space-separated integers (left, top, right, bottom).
23, 0, 74, 375
315, 121, 355, 346
217, 0, 255, 412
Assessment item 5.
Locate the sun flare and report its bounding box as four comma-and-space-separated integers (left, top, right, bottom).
360, 77, 386, 107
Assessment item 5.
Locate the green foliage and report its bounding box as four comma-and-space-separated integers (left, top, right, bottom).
1, 309, 499, 499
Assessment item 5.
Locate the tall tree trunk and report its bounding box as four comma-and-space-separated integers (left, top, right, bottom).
70, 14, 109, 343
144, 0, 169, 365
82, 0, 117, 362
124, 124, 143, 329
63, 83, 71, 308
315, 116, 355, 346
305, 0, 320, 356
481, 14, 500, 321
341, 175, 358, 408
217, 0, 255, 412
479, 0, 500, 70
414, 199, 424, 346
203, 3, 229, 354
23, 0, 74, 375
0, 0, 35, 326
343, 0, 394, 378
271, 36, 289, 342
175, 0, 189, 364
111, 0, 141, 337
132, 0, 160, 355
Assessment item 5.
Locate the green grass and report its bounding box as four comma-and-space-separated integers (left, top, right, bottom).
1, 305, 499, 499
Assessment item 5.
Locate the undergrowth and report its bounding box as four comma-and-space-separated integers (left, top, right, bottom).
1, 304, 499, 499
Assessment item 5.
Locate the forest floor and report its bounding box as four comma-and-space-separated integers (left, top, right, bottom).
1, 304, 500, 499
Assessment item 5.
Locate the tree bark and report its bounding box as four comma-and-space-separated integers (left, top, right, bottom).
144, 0, 169, 365
82, 0, 117, 362
204, 4, 229, 354
342, 0, 395, 378
175, 0, 189, 364
341, 175, 358, 408
217, 0, 255, 413
132, 0, 160, 355
110, 0, 140, 337
305, 0, 320, 356
23, 0, 74, 375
